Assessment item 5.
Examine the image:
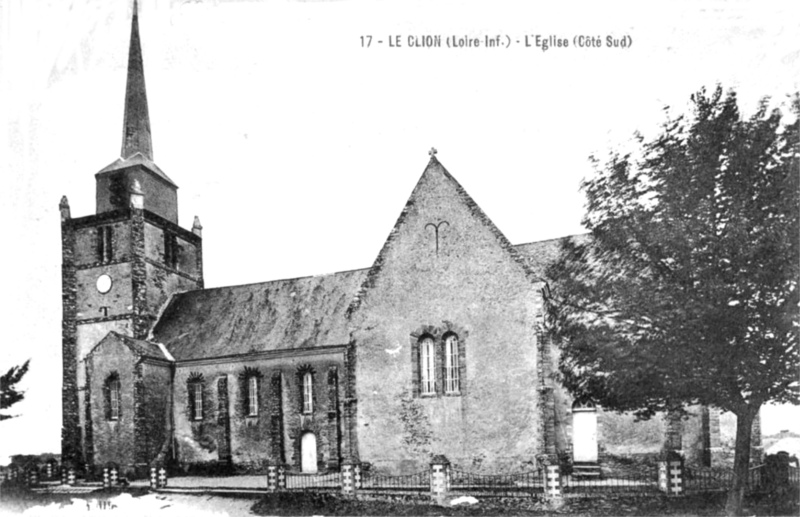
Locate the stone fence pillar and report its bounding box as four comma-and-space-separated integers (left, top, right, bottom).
149, 464, 168, 489
277, 465, 286, 490
67, 467, 76, 486
341, 460, 362, 496
430, 455, 451, 503
658, 451, 684, 495
103, 467, 110, 488
27, 468, 39, 487
543, 464, 562, 499
266, 465, 279, 491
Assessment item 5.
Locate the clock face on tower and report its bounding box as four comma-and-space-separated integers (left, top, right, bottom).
96, 274, 113, 294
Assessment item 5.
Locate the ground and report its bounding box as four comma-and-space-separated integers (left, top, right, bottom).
0, 484, 797, 516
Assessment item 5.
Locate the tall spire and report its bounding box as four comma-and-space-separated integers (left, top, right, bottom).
121, 0, 153, 160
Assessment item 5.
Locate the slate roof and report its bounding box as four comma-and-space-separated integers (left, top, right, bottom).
96, 152, 177, 187
513, 234, 589, 278
150, 268, 369, 361
87, 331, 173, 362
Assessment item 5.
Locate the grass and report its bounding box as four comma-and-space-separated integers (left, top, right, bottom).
1, 482, 797, 516
250, 489, 800, 516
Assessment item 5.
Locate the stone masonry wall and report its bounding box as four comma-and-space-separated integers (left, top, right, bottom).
172, 350, 346, 473
350, 163, 542, 475
87, 342, 138, 475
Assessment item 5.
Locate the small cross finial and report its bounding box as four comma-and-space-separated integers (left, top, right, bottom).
429, 147, 437, 157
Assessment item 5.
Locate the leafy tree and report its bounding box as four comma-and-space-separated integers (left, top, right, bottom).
0, 360, 30, 421
544, 86, 799, 516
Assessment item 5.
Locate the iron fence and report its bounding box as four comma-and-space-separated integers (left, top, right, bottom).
450, 469, 545, 497
360, 470, 429, 492
563, 471, 659, 495
683, 465, 772, 493
284, 471, 340, 490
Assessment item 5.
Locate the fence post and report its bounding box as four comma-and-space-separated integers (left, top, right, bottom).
27, 468, 39, 488
46, 461, 53, 480
543, 463, 562, 499
149, 466, 158, 490
158, 466, 168, 488
353, 462, 362, 490
267, 464, 278, 491
110, 465, 119, 486
659, 450, 684, 495
341, 462, 354, 496
103, 467, 110, 488
67, 466, 76, 486
277, 465, 287, 490
430, 455, 451, 504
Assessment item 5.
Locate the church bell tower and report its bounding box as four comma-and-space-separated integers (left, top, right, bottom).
60, 0, 204, 468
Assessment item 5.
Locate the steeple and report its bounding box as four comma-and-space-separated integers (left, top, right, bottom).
96, 0, 178, 223
121, 0, 152, 160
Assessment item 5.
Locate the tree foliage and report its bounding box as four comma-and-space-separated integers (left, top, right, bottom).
0, 360, 30, 421
544, 86, 798, 515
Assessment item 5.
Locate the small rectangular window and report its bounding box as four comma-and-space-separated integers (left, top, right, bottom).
248, 376, 259, 416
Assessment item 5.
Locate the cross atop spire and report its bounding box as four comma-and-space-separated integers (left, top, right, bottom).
121, 0, 153, 160
429, 147, 438, 157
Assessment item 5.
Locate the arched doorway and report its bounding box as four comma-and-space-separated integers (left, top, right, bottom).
572, 400, 598, 463
301, 432, 317, 473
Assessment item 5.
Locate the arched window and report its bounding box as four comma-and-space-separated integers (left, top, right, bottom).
302, 372, 313, 413
420, 336, 435, 395
444, 333, 460, 393
248, 376, 259, 417
104, 373, 121, 421
239, 367, 262, 417
188, 381, 204, 421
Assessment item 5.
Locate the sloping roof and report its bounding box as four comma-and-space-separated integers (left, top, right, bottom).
151, 268, 369, 361
513, 234, 589, 278
87, 331, 173, 362
96, 152, 176, 186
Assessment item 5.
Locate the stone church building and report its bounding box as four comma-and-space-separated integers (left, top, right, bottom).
59, 3, 741, 478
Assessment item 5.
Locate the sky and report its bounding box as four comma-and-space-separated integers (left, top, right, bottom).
0, 0, 798, 463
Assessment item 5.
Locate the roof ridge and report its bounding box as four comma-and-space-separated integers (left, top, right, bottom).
513, 233, 590, 247
174, 266, 372, 296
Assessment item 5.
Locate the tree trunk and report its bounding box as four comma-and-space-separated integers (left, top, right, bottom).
725, 405, 759, 516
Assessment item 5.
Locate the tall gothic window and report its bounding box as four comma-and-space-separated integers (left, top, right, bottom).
105, 373, 121, 421
188, 381, 204, 421
303, 372, 313, 413
420, 336, 435, 395
444, 333, 460, 393
248, 376, 259, 416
